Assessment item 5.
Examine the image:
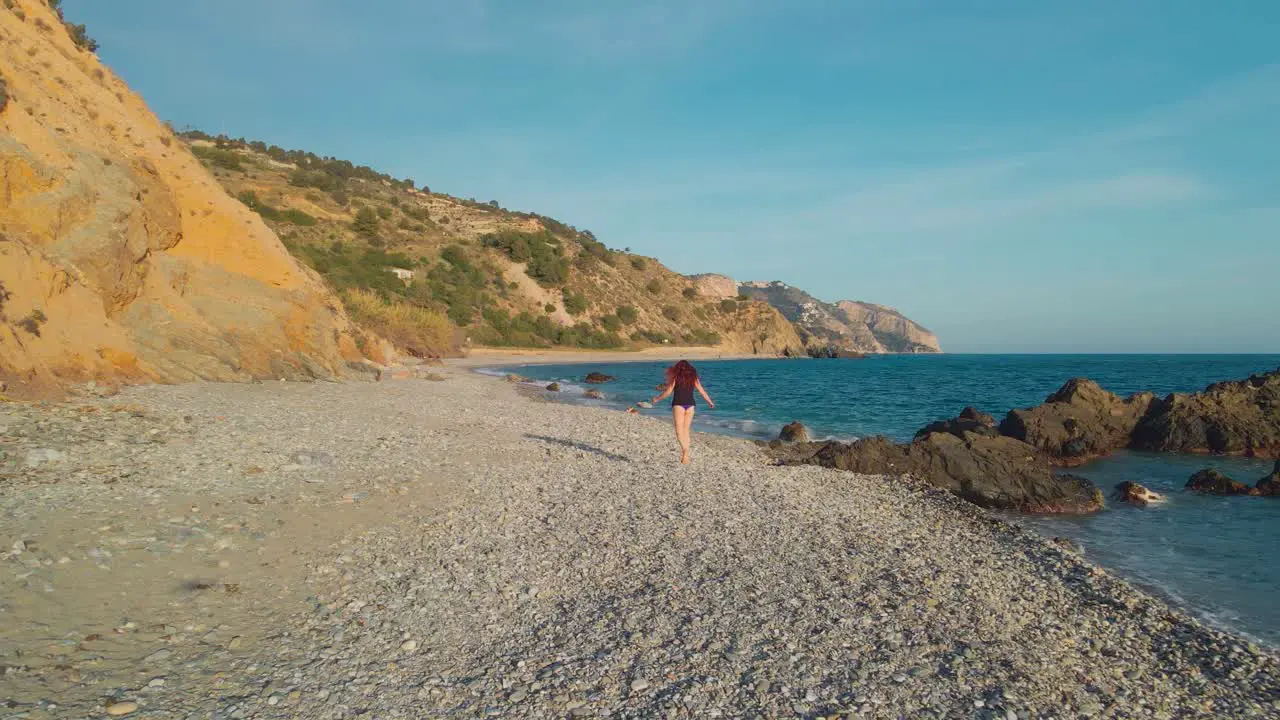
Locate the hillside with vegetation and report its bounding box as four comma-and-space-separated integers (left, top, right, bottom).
180, 132, 805, 358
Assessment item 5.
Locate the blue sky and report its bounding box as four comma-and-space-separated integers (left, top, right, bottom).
68, 1, 1280, 352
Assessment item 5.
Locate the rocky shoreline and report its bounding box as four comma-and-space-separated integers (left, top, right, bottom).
768, 369, 1280, 514
2, 370, 1278, 717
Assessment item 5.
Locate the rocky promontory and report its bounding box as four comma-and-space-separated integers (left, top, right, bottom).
738, 281, 940, 356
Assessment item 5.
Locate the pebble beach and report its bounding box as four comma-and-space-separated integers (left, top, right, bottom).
1, 367, 1277, 718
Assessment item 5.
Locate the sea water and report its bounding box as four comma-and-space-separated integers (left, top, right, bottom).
487, 354, 1280, 645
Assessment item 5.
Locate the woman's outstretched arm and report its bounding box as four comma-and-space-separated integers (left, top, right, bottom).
694, 379, 715, 409
651, 383, 674, 404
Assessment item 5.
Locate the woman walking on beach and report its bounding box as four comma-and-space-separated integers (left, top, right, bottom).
652, 360, 715, 464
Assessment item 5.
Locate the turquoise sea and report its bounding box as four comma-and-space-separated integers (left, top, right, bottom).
484, 354, 1280, 646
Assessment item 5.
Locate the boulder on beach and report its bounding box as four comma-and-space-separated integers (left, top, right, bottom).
1185, 468, 1256, 496
778, 421, 810, 443
1113, 481, 1165, 506
770, 432, 1104, 514
1130, 369, 1280, 458
584, 389, 604, 400
545, 382, 561, 392
914, 407, 999, 440
999, 379, 1154, 465
505, 373, 530, 383
584, 372, 616, 384
1256, 460, 1280, 496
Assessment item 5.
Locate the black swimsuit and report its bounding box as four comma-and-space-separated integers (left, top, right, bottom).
672, 381, 695, 409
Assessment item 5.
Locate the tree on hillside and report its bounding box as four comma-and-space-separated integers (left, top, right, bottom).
353, 207, 379, 238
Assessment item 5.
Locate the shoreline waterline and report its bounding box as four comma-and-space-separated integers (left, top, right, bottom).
481, 356, 1280, 650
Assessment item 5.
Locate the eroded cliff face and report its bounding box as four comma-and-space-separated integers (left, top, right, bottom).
689, 273, 739, 300
0, 1, 360, 396
715, 302, 805, 357
833, 301, 941, 354
740, 281, 940, 355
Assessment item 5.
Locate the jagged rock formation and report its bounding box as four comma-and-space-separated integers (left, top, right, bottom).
834, 301, 942, 354
1000, 379, 1156, 466
1185, 469, 1256, 496
1256, 461, 1280, 496
739, 281, 939, 355
915, 407, 1000, 440
0, 1, 360, 397
689, 273, 738, 300
1113, 481, 1165, 506
1131, 370, 1280, 458
769, 432, 1103, 514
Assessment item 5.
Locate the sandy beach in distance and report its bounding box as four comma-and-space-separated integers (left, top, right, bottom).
2, 367, 1276, 718
450, 345, 765, 368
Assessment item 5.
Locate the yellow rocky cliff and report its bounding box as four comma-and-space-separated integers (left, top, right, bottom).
0, 1, 360, 396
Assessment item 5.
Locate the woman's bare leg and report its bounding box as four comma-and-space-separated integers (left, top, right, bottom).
672, 406, 691, 463
682, 407, 696, 463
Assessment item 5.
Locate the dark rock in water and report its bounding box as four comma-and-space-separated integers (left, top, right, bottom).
1050, 536, 1083, 554
808, 345, 868, 359
1256, 461, 1280, 496
914, 407, 999, 440
1185, 468, 1256, 496
1131, 369, 1280, 458
1113, 481, 1165, 506
771, 432, 1104, 514
584, 372, 616, 384
778, 421, 810, 443
583, 389, 604, 400
545, 382, 561, 392
999, 378, 1154, 466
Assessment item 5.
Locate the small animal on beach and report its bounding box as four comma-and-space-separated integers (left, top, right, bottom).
651, 360, 716, 465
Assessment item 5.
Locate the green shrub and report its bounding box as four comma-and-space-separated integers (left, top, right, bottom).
66, 22, 97, 52
630, 257, 646, 270
353, 206, 379, 238
563, 291, 588, 316
600, 314, 622, 332
482, 230, 569, 287
632, 329, 673, 345
662, 306, 681, 321
191, 145, 243, 171
281, 208, 317, 226
376, 205, 393, 220
238, 190, 315, 225
291, 243, 417, 297
646, 279, 663, 294
343, 289, 453, 358
544, 303, 556, 313
736, 294, 750, 301
289, 168, 345, 193
616, 305, 638, 324
682, 287, 698, 299
719, 299, 738, 313
330, 189, 350, 206
686, 329, 722, 346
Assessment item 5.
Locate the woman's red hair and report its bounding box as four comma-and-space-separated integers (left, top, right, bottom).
665, 359, 698, 387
